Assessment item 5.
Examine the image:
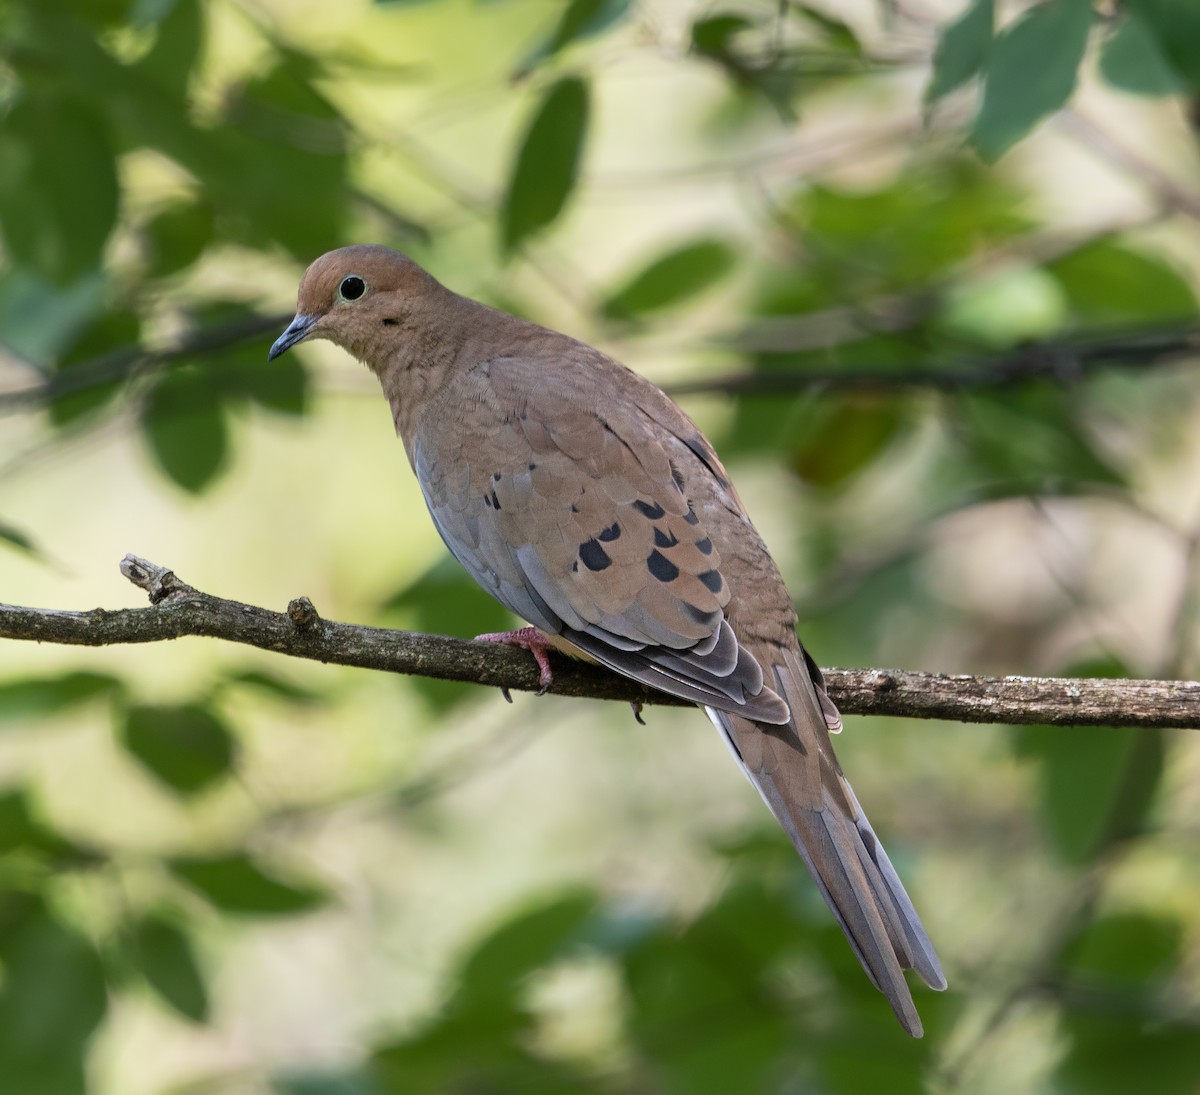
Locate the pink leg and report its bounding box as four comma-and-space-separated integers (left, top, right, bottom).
474, 626, 555, 693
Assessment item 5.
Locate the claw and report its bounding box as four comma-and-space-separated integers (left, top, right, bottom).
474, 626, 555, 692
630, 701, 645, 725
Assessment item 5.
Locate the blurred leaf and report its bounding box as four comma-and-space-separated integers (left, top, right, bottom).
926, 0, 993, 102
939, 264, 1068, 348
119, 703, 237, 795
0, 672, 125, 720
1045, 241, 1197, 325
691, 14, 754, 59
456, 891, 596, 1004
135, 0, 203, 97
515, 0, 631, 79
1013, 724, 1164, 863
0, 789, 91, 861
0, 94, 119, 283
500, 77, 589, 254
50, 308, 140, 425
791, 3, 861, 54
129, 913, 209, 1022
221, 669, 324, 704
952, 387, 1122, 495
791, 398, 907, 488
601, 239, 737, 320
970, 0, 1093, 161
1126, 0, 1200, 91
241, 354, 309, 415
1099, 11, 1185, 96
0, 521, 43, 561
1062, 913, 1181, 984
0, 267, 107, 367
140, 368, 229, 493
0, 909, 107, 1063
169, 853, 326, 915
145, 201, 215, 277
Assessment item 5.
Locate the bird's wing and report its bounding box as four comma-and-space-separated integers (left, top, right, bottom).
412, 355, 787, 722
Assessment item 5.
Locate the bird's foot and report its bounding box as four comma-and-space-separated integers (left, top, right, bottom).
474, 626, 555, 693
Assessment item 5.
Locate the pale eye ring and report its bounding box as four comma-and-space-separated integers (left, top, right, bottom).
339, 275, 367, 302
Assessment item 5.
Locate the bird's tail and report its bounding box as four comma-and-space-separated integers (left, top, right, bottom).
705, 644, 945, 1037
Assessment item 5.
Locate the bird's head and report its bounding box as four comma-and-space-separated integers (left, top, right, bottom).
268, 245, 443, 364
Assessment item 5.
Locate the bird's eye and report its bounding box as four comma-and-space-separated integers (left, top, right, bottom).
338, 275, 367, 302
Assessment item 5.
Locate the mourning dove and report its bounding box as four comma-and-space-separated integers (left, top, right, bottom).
270, 245, 946, 1035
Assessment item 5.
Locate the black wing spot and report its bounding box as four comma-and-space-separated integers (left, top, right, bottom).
647, 550, 680, 582
570, 504, 580, 514
695, 537, 713, 555
598, 522, 621, 542
698, 569, 722, 593
571, 560, 579, 573
683, 506, 701, 526
579, 539, 612, 571
633, 499, 666, 520
528, 463, 537, 471
382, 318, 399, 327
653, 527, 679, 549
492, 471, 501, 481
484, 493, 492, 508
488, 489, 501, 510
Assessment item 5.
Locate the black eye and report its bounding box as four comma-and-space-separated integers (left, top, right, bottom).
339, 275, 366, 301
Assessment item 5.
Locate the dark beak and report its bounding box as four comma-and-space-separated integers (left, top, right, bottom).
268, 314, 317, 361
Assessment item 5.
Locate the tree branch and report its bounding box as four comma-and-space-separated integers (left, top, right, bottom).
0, 556, 1196, 729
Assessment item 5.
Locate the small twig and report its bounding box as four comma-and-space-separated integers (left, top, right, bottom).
0, 555, 1197, 729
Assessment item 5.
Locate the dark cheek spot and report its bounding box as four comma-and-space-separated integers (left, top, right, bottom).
633, 499, 666, 520
579, 539, 612, 571
647, 550, 680, 582
598, 522, 621, 542
698, 569, 723, 593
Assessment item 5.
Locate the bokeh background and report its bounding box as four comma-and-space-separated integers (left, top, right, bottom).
2, 0, 1200, 1091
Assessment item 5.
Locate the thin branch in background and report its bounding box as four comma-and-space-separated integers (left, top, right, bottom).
1, 555, 1197, 729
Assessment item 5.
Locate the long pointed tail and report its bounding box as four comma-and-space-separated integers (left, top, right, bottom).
706, 645, 945, 1037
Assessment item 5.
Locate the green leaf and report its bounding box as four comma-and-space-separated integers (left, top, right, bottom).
119, 704, 236, 795
1062, 913, 1181, 984
129, 914, 209, 1022
926, 0, 993, 102
241, 354, 309, 416
500, 77, 589, 254
169, 854, 326, 915
274, 1074, 378, 1095
601, 239, 737, 320
790, 398, 907, 488
515, 0, 631, 79
51, 308, 140, 425
691, 14, 754, 59
1099, 12, 1185, 96
1045, 241, 1197, 325
0, 789, 86, 860
1013, 724, 1164, 863
0, 672, 125, 720
1126, 0, 1200, 91
455, 891, 596, 1004
0, 910, 108, 1056
221, 669, 324, 704
0, 94, 119, 283
970, 0, 1093, 161
0, 267, 106, 368
145, 201, 215, 277
0, 522, 44, 562
140, 368, 229, 493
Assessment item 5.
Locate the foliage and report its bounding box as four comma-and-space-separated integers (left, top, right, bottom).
1, 1, 1199, 1093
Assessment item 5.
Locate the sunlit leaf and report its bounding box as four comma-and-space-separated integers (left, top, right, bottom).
170, 854, 326, 915
970, 0, 1093, 161
129, 913, 209, 1022
927, 0, 993, 102
500, 77, 589, 254
601, 239, 737, 320
120, 704, 237, 795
